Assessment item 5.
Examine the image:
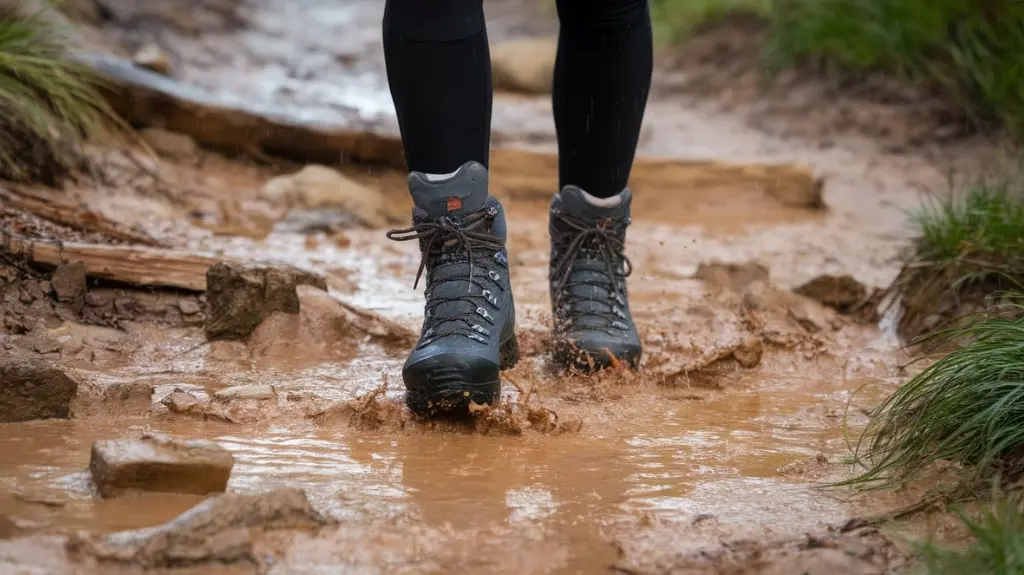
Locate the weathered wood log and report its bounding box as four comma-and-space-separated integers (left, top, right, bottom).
2, 234, 218, 291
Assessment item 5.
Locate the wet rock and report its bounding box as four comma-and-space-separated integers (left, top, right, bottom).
139, 128, 200, 163
132, 42, 171, 75
50, 262, 87, 313
71, 488, 327, 568
731, 336, 763, 368
160, 389, 205, 414
491, 37, 557, 94
213, 385, 275, 401
204, 262, 327, 341
89, 433, 234, 498
177, 298, 201, 315
0, 355, 77, 423
260, 165, 390, 228
743, 280, 833, 333
794, 274, 869, 312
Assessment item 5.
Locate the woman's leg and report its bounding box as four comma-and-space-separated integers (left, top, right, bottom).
384, 1, 518, 418
382, 0, 491, 175
552, 0, 653, 198
548, 0, 652, 372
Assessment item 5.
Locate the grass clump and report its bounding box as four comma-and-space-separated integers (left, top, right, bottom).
843, 304, 1024, 490
650, 0, 1024, 139
889, 176, 1024, 341
0, 1, 121, 185
649, 0, 771, 43
919, 495, 1024, 575
764, 0, 1024, 139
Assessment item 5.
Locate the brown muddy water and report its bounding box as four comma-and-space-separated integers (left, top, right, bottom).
0, 0, 970, 572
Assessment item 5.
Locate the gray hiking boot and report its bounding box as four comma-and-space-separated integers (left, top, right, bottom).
387, 161, 519, 416
549, 186, 641, 371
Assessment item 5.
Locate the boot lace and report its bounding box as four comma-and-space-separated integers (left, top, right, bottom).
551, 212, 633, 334
387, 204, 508, 346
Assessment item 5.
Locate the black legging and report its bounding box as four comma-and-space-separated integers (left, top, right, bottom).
383, 0, 653, 199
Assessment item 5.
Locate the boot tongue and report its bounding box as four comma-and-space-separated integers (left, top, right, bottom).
407, 161, 495, 337
553, 186, 632, 325
557, 185, 632, 222
409, 161, 489, 220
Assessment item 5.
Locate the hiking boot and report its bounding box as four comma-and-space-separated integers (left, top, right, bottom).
549, 186, 641, 371
387, 161, 519, 416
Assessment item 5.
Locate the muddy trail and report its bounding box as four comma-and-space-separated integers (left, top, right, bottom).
0, 0, 992, 573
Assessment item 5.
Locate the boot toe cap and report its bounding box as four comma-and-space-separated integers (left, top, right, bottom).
403, 346, 501, 416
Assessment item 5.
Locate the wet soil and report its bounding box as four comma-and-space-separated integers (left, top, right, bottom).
0, 0, 1005, 572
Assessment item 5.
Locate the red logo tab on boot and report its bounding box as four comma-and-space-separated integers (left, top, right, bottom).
447, 197, 462, 211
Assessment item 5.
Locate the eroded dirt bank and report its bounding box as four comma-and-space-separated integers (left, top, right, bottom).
0, 0, 1001, 573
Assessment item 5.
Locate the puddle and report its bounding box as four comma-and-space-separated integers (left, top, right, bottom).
0, 376, 877, 568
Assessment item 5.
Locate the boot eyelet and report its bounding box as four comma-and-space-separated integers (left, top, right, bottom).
488, 270, 501, 282
476, 307, 493, 321
482, 289, 499, 307
472, 324, 491, 336
468, 333, 487, 343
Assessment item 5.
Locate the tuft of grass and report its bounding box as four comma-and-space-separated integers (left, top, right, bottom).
649, 0, 772, 43
649, 0, 1024, 139
0, 1, 122, 184
763, 0, 1024, 138
840, 303, 1024, 490
888, 175, 1024, 341
913, 179, 1024, 266
919, 494, 1024, 575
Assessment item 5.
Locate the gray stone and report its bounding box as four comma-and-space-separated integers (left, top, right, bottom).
89, 433, 235, 498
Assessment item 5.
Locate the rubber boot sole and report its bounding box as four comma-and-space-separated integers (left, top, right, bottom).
404, 334, 520, 418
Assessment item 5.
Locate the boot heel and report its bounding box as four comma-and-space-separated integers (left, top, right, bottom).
499, 334, 520, 370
